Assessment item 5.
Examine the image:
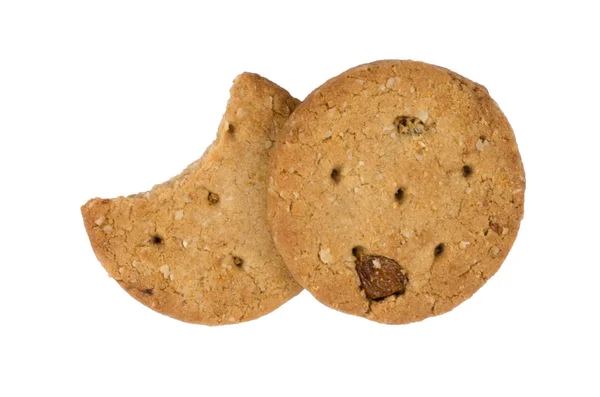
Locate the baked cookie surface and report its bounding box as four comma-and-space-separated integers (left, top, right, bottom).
267, 60, 525, 324
82, 73, 302, 325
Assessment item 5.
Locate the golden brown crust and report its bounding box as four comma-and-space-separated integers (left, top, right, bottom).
82, 73, 302, 325
267, 60, 525, 324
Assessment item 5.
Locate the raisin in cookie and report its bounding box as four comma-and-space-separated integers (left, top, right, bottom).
82, 73, 302, 325
267, 60, 525, 324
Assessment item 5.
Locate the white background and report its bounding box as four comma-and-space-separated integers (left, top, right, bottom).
1, 1, 598, 396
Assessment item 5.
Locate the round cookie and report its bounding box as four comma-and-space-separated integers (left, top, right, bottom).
267, 60, 525, 324
82, 73, 302, 325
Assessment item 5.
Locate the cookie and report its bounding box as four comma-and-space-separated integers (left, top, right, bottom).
82, 73, 302, 325
267, 60, 525, 324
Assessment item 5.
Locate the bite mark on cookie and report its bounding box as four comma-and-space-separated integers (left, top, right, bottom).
82, 73, 303, 325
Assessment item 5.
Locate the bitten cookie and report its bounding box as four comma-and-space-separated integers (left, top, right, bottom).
267, 60, 525, 324
82, 73, 302, 325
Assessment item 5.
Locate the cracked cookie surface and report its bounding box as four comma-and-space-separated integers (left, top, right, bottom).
82, 73, 302, 325
267, 60, 525, 324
